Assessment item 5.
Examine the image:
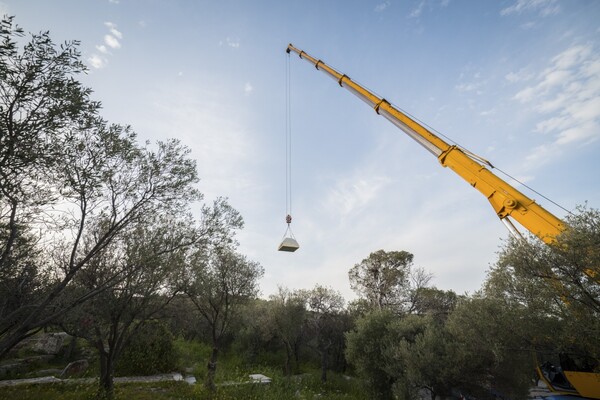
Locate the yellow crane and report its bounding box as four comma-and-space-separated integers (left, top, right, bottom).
286, 43, 599, 399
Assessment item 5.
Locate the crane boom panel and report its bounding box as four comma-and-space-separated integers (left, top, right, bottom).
286, 43, 564, 242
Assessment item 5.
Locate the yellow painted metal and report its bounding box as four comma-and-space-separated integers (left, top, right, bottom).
287, 43, 599, 399
286, 43, 564, 243
565, 371, 600, 399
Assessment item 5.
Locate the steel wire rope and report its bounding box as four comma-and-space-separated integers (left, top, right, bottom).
405, 108, 574, 217
348, 74, 573, 217
285, 52, 294, 235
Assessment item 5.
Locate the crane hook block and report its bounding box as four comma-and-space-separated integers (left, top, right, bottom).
279, 215, 299, 252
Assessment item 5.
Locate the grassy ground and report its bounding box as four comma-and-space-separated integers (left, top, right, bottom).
0, 338, 368, 399
0, 372, 368, 400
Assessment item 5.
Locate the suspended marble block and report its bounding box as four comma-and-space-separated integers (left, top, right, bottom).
278, 237, 299, 252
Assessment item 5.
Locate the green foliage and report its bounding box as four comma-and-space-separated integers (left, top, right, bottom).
345, 309, 397, 399
348, 250, 414, 311
116, 321, 177, 376
185, 247, 264, 391
487, 205, 600, 363
445, 296, 533, 399
173, 337, 211, 372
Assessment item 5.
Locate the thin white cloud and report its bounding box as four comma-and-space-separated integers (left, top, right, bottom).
87, 22, 123, 69
555, 122, 598, 145
456, 82, 480, 93
325, 174, 390, 218
505, 69, 533, 83
96, 45, 109, 54
455, 70, 487, 95
226, 38, 240, 48
514, 86, 535, 102
535, 116, 568, 134
525, 143, 559, 165
244, 82, 253, 95
521, 21, 536, 29
552, 44, 591, 70
409, 0, 426, 18
104, 34, 121, 49
512, 43, 600, 165
105, 22, 123, 39
108, 0, 119, 4
375, 1, 390, 12
501, 0, 560, 17
147, 86, 257, 205
88, 54, 106, 69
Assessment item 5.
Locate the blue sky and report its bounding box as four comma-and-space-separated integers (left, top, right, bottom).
4, 0, 600, 302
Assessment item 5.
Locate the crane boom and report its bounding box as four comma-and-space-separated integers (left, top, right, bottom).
286, 44, 600, 400
286, 43, 565, 243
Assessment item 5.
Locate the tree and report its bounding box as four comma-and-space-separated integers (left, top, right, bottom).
269, 287, 307, 375
185, 248, 263, 391
390, 315, 459, 400
233, 299, 277, 366
348, 249, 432, 313
304, 285, 345, 383
445, 296, 533, 400
59, 214, 199, 398
0, 17, 201, 358
485, 205, 600, 377
0, 126, 200, 357
491, 205, 599, 316
0, 15, 98, 354
411, 287, 459, 321
0, 16, 98, 274
345, 309, 398, 400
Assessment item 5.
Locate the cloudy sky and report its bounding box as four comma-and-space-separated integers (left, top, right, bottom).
4, 0, 600, 302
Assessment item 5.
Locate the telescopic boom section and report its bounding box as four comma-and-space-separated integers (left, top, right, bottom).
286, 43, 564, 243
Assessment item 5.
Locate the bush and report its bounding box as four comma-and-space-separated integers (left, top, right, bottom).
116, 320, 177, 376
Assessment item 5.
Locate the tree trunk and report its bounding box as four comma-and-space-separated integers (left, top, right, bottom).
320, 350, 328, 383
205, 346, 219, 392
97, 348, 115, 399
284, 342, 292, 376
293, 341, 301, 374
0, 328, 29, 359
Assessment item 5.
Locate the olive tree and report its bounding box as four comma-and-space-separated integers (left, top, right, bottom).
185, 248, 263, 391
269, 287, 307, 376
348, 250, 432, 313
485, 205, 600, 374
0, 15, 98, 272
0, 15, 99, 355
345, 309, 398, 400
0, 16, 203, 358
304, 285, 345, 383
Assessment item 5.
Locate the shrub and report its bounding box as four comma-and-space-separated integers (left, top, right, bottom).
116, 320, 177, 376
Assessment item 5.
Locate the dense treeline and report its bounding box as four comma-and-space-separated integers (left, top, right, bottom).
1, 16, 598, 400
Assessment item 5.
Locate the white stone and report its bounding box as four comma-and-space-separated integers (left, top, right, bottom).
249, 373, 272, 384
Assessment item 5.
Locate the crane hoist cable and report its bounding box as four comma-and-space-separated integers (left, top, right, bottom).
279, 52, 299, 252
